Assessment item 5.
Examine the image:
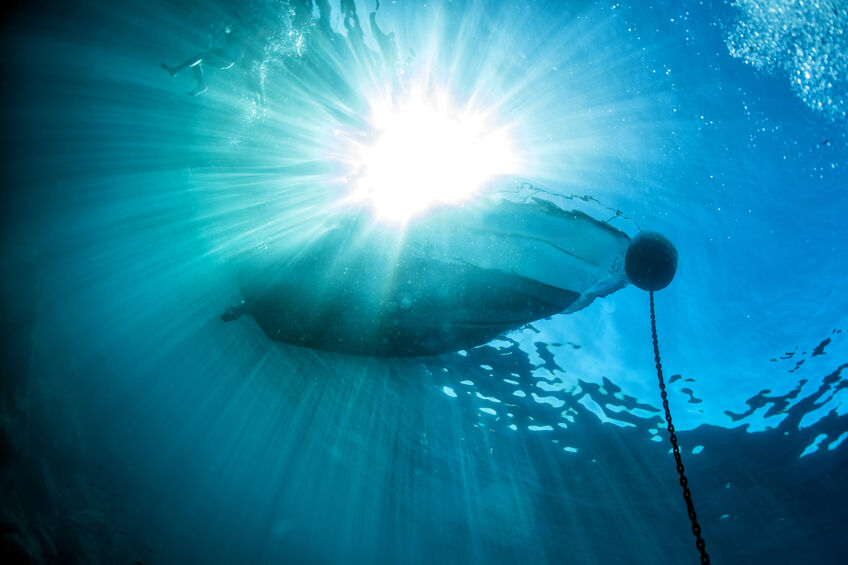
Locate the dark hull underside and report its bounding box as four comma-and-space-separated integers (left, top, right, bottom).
229, 197, 630, 357
244, 255, 580, 356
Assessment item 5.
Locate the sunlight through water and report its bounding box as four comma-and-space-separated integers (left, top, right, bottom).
2, 0, 848, 563
346, 93, 518, 221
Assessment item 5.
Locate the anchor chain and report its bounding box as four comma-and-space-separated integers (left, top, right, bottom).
650, 291, 710, 565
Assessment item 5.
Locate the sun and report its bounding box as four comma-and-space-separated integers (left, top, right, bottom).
348, 93, 519, 221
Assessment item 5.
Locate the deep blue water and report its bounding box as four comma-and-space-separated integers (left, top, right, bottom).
1, 1, 846, 564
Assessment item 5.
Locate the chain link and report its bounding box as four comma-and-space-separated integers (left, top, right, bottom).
650, 291, 710, 565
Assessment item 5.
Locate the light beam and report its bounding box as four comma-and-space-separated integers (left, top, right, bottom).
347, 93, 518, 221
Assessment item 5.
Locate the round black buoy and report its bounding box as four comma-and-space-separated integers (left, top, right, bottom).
625, 231, 678, 292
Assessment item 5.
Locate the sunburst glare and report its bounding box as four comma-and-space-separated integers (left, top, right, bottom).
346, 92, 519, 221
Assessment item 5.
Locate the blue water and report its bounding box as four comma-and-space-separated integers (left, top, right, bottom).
2, 0, 846, 563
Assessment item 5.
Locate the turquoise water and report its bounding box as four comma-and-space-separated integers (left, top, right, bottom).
1, 0, 846, 563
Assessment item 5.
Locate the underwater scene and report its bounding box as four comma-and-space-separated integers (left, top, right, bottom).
1, 0, 846, 563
